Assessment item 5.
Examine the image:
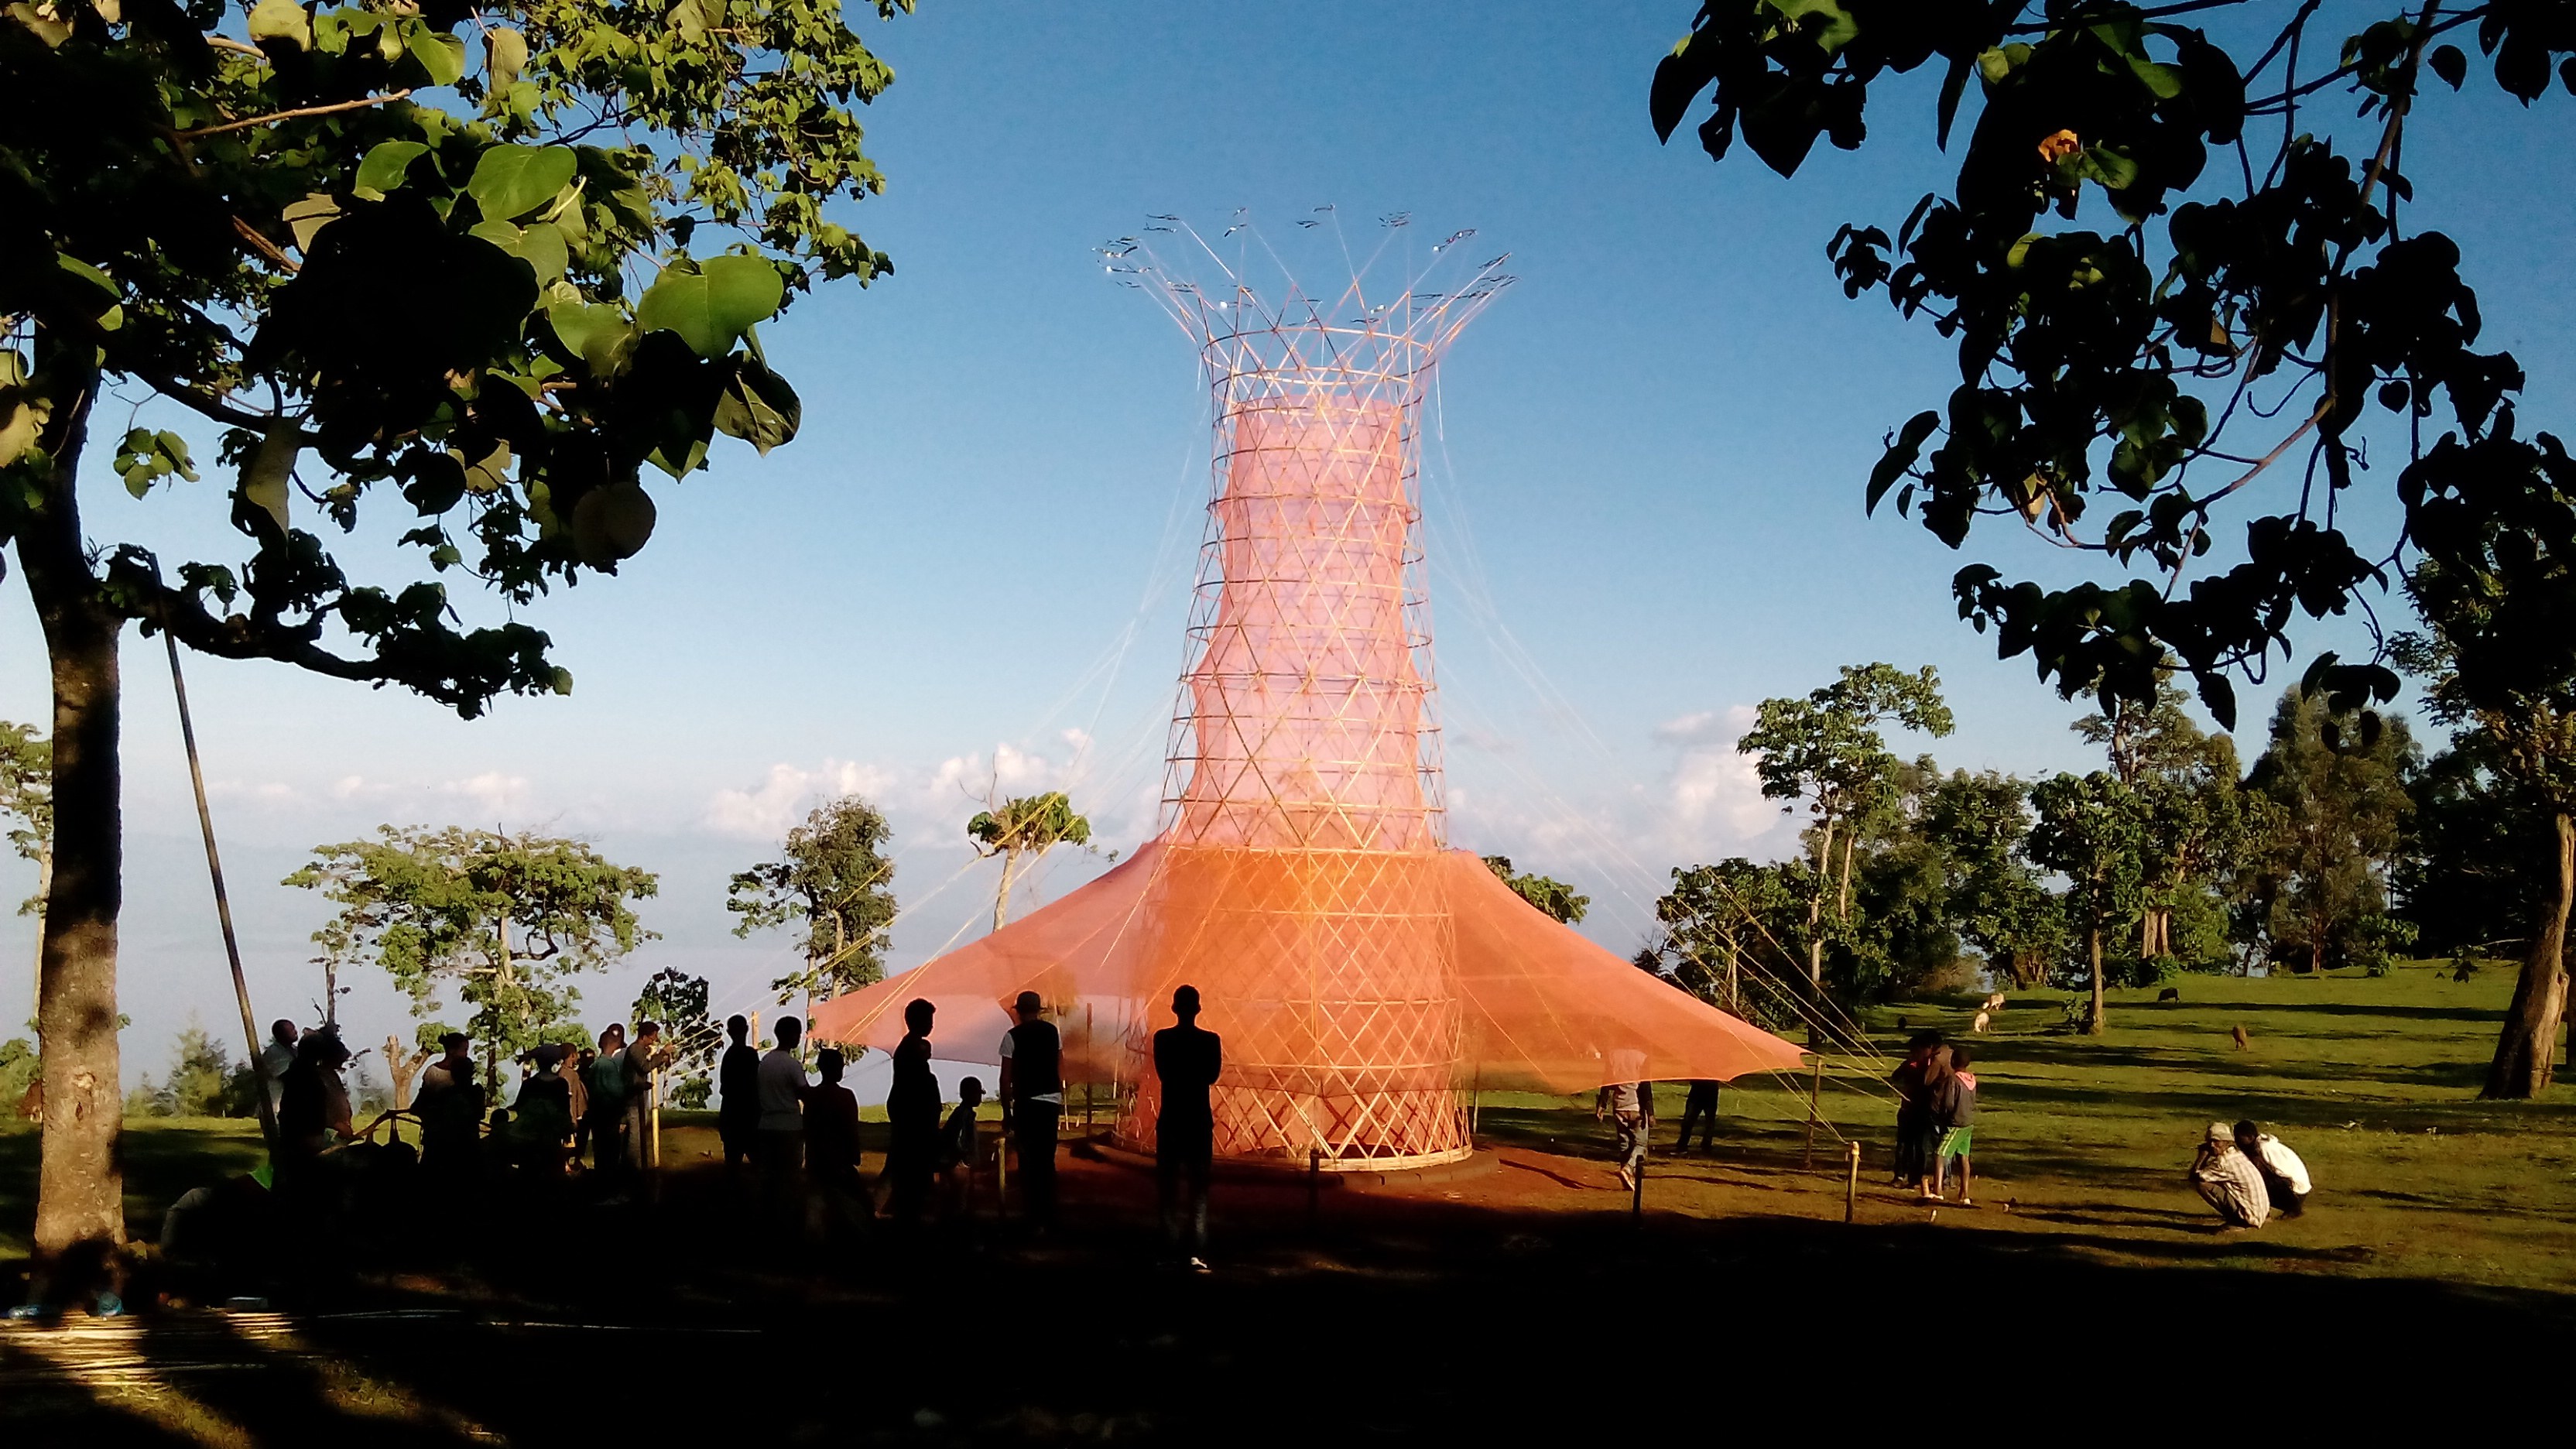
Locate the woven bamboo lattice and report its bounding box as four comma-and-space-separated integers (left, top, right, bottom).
1113, 236, 1507, 1163
807, 216, 1805, 1169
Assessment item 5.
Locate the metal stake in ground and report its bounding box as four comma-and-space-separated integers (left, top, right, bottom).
1845, 1140, 1860, 1224
167, 634, 279, 1156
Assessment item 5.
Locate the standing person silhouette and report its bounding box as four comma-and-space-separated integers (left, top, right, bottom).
413, 1032, 485, 1180
884, 999, 940, 1225
1153, 985, 1222, 1271
757, 1016, 812, 1242
998, 990, 1063, 1231
718, 1015, 759, 1184
1674, 1079, 1721, 1155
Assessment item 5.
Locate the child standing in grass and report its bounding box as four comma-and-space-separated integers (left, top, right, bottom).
1932, 1044, 1975, 1205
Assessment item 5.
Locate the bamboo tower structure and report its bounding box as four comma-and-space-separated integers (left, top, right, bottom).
811, 213, 1802, 1168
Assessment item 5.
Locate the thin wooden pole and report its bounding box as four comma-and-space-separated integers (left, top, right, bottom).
1631, 1145, 1645, 1221
1307, 1147, 1321, 1230
166, 635, 278, 1155
1802, 1057, 1821, 1169
1845, 1140, 1860, 1223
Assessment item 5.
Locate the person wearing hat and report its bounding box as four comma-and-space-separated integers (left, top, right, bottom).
510, 1044, 577, 1174
2187, 1120, 2269, 1229
998, 989, 1064, 1229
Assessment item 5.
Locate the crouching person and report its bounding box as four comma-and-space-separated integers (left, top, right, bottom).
2233, 1120, 2311, 1218
2187, 1121, 2269, 1230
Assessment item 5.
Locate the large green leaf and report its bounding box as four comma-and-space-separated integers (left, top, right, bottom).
354, 139, 428, 200
470, 220, 567, 285
634, 255, 785, 358
246, 0, 310, 50
399, 17, 464, 85
712, 357, 800, 455
572, 482, 656, 567
545, 300, 632, 376
468, 144, 577, 223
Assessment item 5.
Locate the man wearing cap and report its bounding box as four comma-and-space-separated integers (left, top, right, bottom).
999, 990, 1064, 1229
2187, 1120, 2270, 1229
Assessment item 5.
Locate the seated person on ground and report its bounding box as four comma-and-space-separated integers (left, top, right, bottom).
2232, 1119, 2311, 1217
939, 1077, 986, 1195
2187, 1120, 2270, 1230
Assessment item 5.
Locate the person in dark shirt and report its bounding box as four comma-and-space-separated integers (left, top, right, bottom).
413, 1031, 485, 1180
999, 990, 1063, 1229
718, 1014, 760, 1184
1152, 985, 1222, 1270
1674, 1079, 1721, 1155
805, 1048, 868, 1245
883, 998, 940, 1225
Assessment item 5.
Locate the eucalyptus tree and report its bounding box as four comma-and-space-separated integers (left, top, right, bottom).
1738, 662, 1954, 989
728, 794, 897, 1003
0, 721, 46, 1021
286, 826, 658, 1093
1652, 2, 2573, 735
5, 0, 907, 1262
968, 792, 1093, 932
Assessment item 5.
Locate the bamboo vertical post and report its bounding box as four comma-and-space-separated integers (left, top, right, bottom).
1631, 1148, 1645, 1221
1307, 1147, 1321, 1230
167, 635, 279, 1156
1845, 1140, 1860, 1223
1802, 1057, 1821, 1169
995, 1109, 1008, 1218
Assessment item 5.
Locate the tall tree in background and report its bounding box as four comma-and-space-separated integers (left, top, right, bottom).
1919, 768, 2064, 988
5, 0, 908, 1264
2395, 431, 2576, 1095
1652, 858, 1806, 1026
286, 827, 657, 1094
968, 792, 1092, 932
1738, 663, 1954, 990
2241, 689, 2417, 974
1482, 855, 1591, 925
1651, 2, 2573, 735
728, 795, 897, 1003
2075, 676, 2252, 971
2028, 772, 2145, 1033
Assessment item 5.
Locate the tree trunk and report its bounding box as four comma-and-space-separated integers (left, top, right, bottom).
1836, 829, 1857, 923
2485, 810, 2574, 1099
2086, 882, 2108, 1036
1804, 819, 1831, 990
993, 848, 1019, 933
21, 368, 126, 1270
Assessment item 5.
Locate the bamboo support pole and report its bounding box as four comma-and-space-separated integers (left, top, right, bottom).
167, 635, 279, 1156
1845, 1140, 1861, 1223
1802, 1057, 1821, 1169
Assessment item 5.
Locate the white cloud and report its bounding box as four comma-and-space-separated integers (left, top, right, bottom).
442, 771, 532, 820
703, 759, 896, 839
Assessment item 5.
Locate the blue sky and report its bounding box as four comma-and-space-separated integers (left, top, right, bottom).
5, 2, 2572, 1088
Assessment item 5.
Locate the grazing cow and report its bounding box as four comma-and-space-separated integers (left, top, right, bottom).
1982, 992, 2007, 1012
2157, 987, 2181, 1002
1971, 1010, 1991, 1035
2231, 1024, 2250, 1051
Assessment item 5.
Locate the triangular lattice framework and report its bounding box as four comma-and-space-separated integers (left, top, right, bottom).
807, 218, 1807, 1170
1110, 226, 1510, 1163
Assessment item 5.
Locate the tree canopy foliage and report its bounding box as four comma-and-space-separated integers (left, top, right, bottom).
968, 791, 1092, 932
1652, 0, 2576, 731
727, 794, 896, 1002
1482, 854, 1591, 925
285, 825, 657, 1089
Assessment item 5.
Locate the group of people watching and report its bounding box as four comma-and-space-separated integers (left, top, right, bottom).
706, 985, 1225, 1268
1891, 1033, 1977, 1205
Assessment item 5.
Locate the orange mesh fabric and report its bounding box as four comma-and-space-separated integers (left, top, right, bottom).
809, 245, 1803, 1164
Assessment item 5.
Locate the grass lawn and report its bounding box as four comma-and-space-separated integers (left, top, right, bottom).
2, 959, 2571, 1441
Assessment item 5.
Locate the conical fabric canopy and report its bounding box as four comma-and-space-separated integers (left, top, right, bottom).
812, 219, 1803, 1165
